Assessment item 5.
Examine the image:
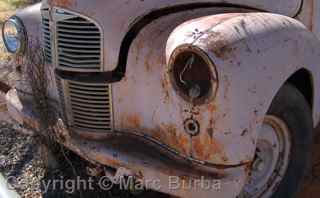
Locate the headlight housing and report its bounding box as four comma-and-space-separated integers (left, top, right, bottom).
2, 16, 27, 54
169, 46, 218, 105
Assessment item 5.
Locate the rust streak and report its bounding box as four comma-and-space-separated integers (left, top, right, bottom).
48, 0, 74, 7
126, 115, 142, 129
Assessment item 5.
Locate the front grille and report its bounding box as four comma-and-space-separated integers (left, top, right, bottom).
60, 79, 113, 133
42, 8, 112, 134
41, 8, 102, 72
56, 11, 102, 72
41, 8, 52, 63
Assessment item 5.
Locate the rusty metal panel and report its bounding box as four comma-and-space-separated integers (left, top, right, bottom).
166, 12, 320, 164
113, 11, 320, 166
43, 0, 302, 71
113, 7, 251, 165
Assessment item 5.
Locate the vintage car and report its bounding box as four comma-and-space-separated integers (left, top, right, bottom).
1, 0, 320, 197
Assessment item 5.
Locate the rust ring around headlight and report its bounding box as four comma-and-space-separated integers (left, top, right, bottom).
168, 45, 219, 105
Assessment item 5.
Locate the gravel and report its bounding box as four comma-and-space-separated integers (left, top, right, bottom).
0, 121, 169, 198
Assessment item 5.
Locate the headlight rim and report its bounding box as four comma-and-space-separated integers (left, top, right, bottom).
2, 16, 27, 54
168, 45, 219, 105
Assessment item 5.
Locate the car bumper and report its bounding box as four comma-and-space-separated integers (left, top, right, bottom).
5, 89, 248, 198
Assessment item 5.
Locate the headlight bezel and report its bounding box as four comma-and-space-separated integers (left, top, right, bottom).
168, 45, 219, 105
2, 16, 27, 54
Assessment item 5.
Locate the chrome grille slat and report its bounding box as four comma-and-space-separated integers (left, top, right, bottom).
58, 43, 100, 49
69, 81, 108, 86
59, 57, 100, 64
74, 124, 112, 130
72, 110, 110, 117
70, 93, 109, 100
69, 89, 109, 95
59, 62, 100, 69
69, 84, 108, 91
58, 34, 100, 39
57, 24, 98, 29
74, 117, 111, 124
57, 38, 100, 44
58, 47, 100, 54
71, 101, 109, 109
71, 97, 109, 104
60, 20, 93, 24
58, 29, 100, 34
72, 106, 111, 113
60, 53, 100, 59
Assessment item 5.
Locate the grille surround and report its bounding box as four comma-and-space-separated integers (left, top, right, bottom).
58, 78, 114, 133
41, 7, 104, 72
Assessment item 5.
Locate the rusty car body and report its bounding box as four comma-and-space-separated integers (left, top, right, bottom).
2, 0, 320, 197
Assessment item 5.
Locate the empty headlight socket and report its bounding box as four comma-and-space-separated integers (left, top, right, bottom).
168, 45, 219, 106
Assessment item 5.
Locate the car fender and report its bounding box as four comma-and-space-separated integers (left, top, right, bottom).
166, 12, 320, 165
15, 3, 42, 47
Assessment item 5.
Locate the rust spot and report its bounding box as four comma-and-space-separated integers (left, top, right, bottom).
161, 77, 169, 90
144, 50, 154, 72
126, 115, 141, 128
207, 128, 214, 139
201, 32, 235, 60
207, 118, 216, 139
159, 124, 190, 155
192, 133, 226, 162
193, 138, 206, 159
161, 77, 170, 104
309, 0, 315, 31
48, 0, 74, 7
207, 104, 217, 113
163, 90, 170, 104
97, 156, 122, 168
223, 75, 231, 100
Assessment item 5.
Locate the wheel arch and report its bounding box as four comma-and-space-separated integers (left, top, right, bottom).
286, 68, 314, 110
